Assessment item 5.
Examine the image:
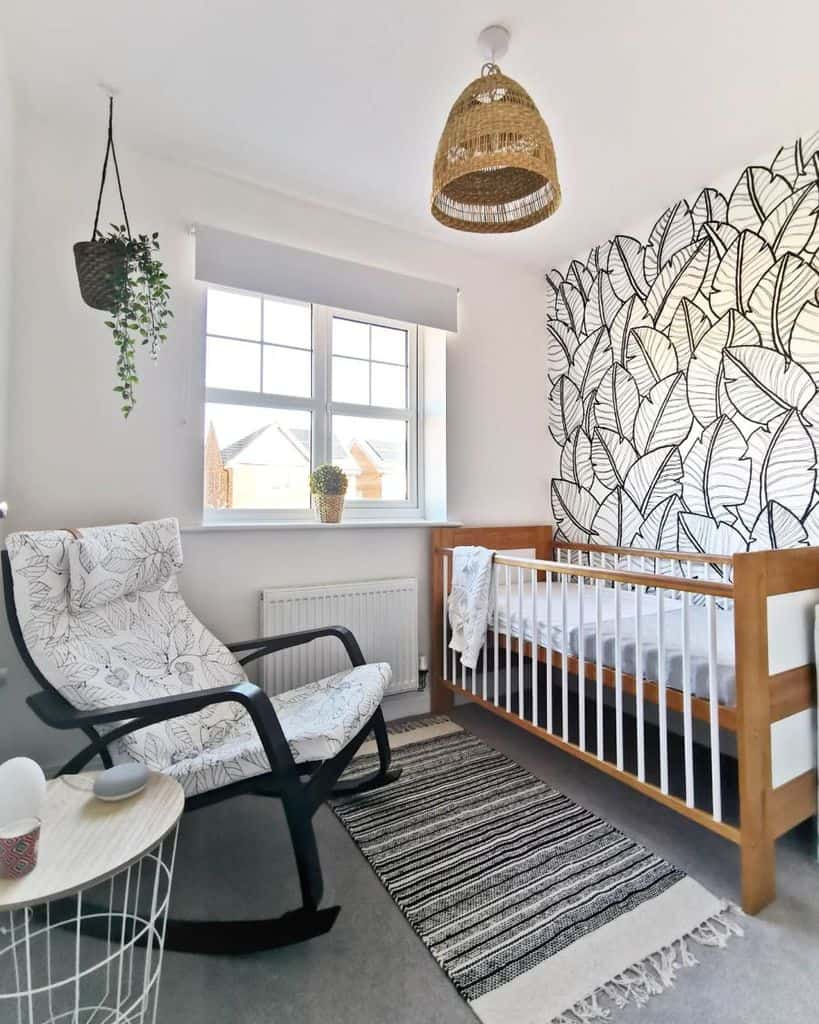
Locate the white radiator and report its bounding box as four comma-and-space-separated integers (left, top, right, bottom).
260, 578, 419, 696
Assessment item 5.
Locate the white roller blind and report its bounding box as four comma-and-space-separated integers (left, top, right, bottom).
194, 225, 459, 332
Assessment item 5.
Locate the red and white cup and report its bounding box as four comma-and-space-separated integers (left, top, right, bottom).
0, 817, 41, 878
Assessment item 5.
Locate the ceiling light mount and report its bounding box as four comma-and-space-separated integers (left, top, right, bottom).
477, 24, 510, 65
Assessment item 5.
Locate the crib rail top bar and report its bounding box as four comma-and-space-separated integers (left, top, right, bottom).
436, 548, 734, 598
553, 540, 735, 566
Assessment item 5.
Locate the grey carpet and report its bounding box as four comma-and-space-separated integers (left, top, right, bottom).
153, 703, 818, 1023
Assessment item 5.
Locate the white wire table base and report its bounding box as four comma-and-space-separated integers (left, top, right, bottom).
0, 824, 179, 1024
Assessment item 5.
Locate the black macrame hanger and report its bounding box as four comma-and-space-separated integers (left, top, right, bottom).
91, 96, 131, 241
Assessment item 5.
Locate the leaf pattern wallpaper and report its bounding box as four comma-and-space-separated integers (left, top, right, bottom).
547, 130, 819, 557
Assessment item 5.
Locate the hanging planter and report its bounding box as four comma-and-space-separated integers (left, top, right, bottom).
73, 236, 128, 310
74, 96, 172, 417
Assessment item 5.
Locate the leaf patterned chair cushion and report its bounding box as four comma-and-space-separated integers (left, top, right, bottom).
67, 518, 184, 611
6, 520, 391, 797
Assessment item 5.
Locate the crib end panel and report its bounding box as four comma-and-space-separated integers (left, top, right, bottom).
733, 546, 819, 912
431, 529, 456, 713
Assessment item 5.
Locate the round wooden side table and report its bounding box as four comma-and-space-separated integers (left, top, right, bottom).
0, 771, 184, 1024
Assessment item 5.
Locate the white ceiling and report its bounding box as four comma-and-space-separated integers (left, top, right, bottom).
3, 1, 819, 271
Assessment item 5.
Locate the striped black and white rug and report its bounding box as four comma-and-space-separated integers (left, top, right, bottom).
334, 718, 741, 1024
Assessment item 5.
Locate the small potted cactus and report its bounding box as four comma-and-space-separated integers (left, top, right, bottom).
309, 464, 349, 523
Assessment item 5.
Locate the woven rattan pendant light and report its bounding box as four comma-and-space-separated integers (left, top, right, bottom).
431, 25, 561, 233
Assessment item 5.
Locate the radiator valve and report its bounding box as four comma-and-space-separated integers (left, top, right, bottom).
418, 654, 429, 691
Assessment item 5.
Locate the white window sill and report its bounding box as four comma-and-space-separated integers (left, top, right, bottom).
182, 519, 462, 534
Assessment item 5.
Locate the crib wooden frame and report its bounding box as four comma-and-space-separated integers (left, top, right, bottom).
431, 525, 818, 913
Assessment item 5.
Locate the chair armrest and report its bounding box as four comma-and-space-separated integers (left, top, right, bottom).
227, 626, 366, 668
29, 682, 265, 728
28, 682, 296, 777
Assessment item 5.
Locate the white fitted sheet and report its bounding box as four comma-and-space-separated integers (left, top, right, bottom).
492, 580, 735, 706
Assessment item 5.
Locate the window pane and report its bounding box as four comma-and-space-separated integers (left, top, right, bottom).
371, 362, 406, 408
332, 317, 369, 359
206, 337, 261, 392
371, 326, 407, 365
332, 356, 369, 404
205, 403, 311, 510
206, 288, 261, 340
263, 346, 312, 398
263, 297, 311, 349
332, 415, 407, 501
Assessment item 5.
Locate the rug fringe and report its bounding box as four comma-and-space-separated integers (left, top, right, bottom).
550, 903, 744, 1023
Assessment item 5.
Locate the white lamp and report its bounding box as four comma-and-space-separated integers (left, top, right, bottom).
0, 757, 47, 828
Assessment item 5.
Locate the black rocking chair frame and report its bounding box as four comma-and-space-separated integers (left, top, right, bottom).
2, 550, 401, 954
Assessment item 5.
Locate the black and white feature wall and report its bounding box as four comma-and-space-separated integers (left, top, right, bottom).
547, 131, 819, 556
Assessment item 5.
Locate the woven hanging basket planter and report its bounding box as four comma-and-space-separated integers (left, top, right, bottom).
315, 494, 345, 524
73, 239, 128, 311
75, 97, 134, 312
431, 63, 561, 233
73, 96, 172, 417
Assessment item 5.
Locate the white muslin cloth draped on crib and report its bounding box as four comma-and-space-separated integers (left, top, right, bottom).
448, 546, 495, 670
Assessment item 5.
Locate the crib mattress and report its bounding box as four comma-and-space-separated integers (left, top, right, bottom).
492, 581, 736, 706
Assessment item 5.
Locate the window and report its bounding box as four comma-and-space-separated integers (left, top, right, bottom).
203, 287, 420, 520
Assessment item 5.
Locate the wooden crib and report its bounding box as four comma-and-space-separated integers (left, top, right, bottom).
431, 525, 818, 913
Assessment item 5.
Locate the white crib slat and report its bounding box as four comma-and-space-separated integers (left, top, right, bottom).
442, 555, 448, 682
482, 615, 488, 701
505, 564, 512, 713
546, 570, 553, 733
658, 589, 668, 794
595, 578, 603, 760
531, 567, 538, 728
561, 572, 569, 742
493, 570, 500, 707
517, 566, 525, 718
614, 582, 623, 770
635, 582, 645, 782
681, 582, 695, 808
449, 558, 457, 684
578, 570, 586, 751
707, 592, 722, 822
461, 649, 466, 691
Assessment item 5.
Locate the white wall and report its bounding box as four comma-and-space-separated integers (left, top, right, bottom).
0, 112, 551, 764
0, 38, 17, 746
0, 39, 13, 504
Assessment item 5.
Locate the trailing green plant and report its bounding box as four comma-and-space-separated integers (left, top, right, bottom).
75, 97, 173, 417
101, 224, 173, 417
309, 463, 348, 496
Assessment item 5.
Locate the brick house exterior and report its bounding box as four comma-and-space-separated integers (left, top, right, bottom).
205, 421, 402, 509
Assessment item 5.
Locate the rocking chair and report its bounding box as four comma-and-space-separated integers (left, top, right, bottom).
2, 518, 401, 953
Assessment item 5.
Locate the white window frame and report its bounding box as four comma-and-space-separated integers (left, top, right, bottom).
202, 285, 423, 523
